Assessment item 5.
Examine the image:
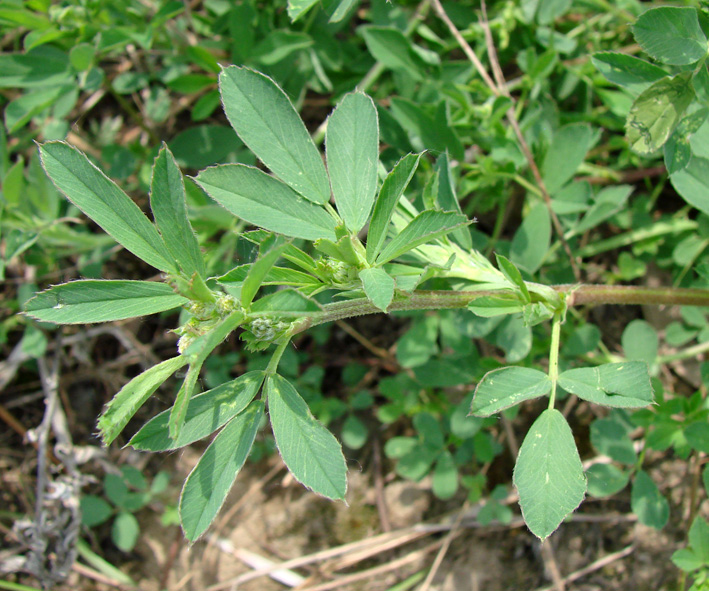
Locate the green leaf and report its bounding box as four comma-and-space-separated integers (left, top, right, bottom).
24, 280, 187, 324
591, 417, 637, 464
626, 73, 695, 155
129, 372, 264, 451
621, 320, 658, 366
330, 0, 357, 22
685, 422, 709, 453
396, 315, 439, 368
510, 201, 551, 274
219, 66, 330, 205
326, 93, 379, 234
150, 144, 205, 277
688, 517, 709, 564
541, 123, 595, 194
432, 450, 458, 500
664, 133, 692, 175
585, 463, 629, 498
471, 367, 551, 417
4, 85, 73, 134
535, 0, 571, 24
395, 445, 438, 481
376, 210, 469, 265
513, 409, 586, 540
112, 512, 140, 552
80, 496, 113, 527
267, 374, 347, 500
240, 237, 290, 308
39, 142, 177, 273
389, 97, 464, 161
287, 0, 320, 21
359, 267, 395, 312
98, 356, 188, 446
169, 125, 242, 169
366, 152, 422, 264
179, 401, 263, 541
170, 311, 245, 440
591, 52, 667, 95
495, 316, 532, 363
250, 289, 321, 313
633, 7, 708, 66
195, 164, 336, 241
0, 46, 71, 88
558, 362, 654, 408
435, 153, 472, 250
573, 185, 633, 234
341, 414, 368, 450
672, 547, 705, 572
360, 26, 427, 81
495, 254, 530, 302
218, 265, 320, 289
384, 436, 417, 459
468, 296, 524, 318
631, 470, 669, 529
671, 157, 709, 216
253, 31, 314, 65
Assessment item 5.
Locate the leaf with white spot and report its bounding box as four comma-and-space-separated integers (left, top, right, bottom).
514, 409, 586, 540
470, 367, 551, 417
558, 361, 653, 408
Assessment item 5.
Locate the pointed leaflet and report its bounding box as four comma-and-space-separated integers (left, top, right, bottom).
218, 265, 321, 291
24, 280, 187, 324
326, 93, 379, 234
359, 267, 395, 312
240, 236, 291, 308
129, 371, 264, 451
180, 401, 263, 541
376, 210, 469, 265
287, 0, 319, 21
558, 362, 654, 408
150, 144, 205, 277
195, 164, 336, 241
169, 311, 245, 440
366, 153, 421, 263
219, 66, 330, 205
495, 254, 530, 302
591, 52, 667, 96
435, 153, 472, 250
470, 367, 551, 417
267, 374, 347, 500
513, 409, 586, 540
98, 356, 189, 446
38, 142, 177, 273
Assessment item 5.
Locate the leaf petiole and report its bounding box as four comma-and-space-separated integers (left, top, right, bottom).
266, 338, 291, 376
548, 312, 562, 410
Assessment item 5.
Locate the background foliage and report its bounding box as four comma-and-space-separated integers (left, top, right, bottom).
3, 0, 709, 589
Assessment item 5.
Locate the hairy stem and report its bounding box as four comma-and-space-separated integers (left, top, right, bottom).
285, 284, 709, 335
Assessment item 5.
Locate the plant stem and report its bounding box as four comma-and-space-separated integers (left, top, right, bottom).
284, 284, 709, 335
265, 339, 291, 376
548, 314, 562, 410
564, 285, 709, 307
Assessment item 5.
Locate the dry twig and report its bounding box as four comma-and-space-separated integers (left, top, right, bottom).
430, 0, 581, 280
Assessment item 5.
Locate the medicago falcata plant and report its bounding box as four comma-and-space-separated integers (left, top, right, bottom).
24, 64, 709, 543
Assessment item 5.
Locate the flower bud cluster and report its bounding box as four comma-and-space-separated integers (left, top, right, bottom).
176, 293, 241, 353
316, 258, 358, 287
242, 317, 294, 352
